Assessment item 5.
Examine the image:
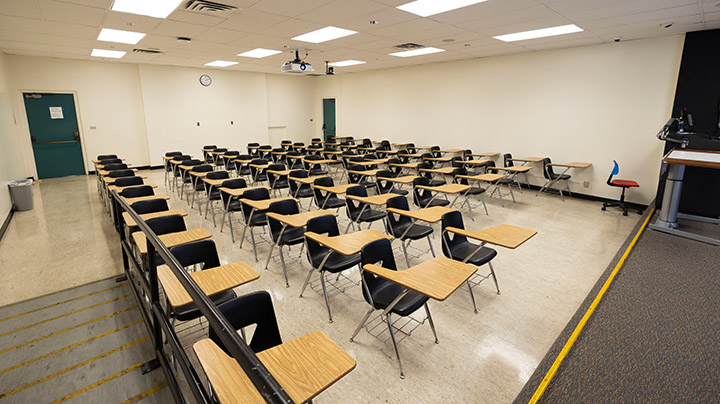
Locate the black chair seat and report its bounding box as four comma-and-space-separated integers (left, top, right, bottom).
208, 190, 221, 200
448, 243, 497, 266
497, 178, 514, 184
311, 251, 361, 273
391, 221, 432, 240
425, 198, 450, 208
351, 207, 386, 222
428, 179, 446, 187
309, 168, 328, 176
272, 180, 289, 189
370, 280, 429, 316
279, 226, 305, 245
389, 188, 409, 196
174, 289, 236, 321
248, 211, 268, 226
465, 187, 485, 195
321, 196, 346, 209
227, 200, 243, 211
238, 168, 251, 176
550, 174, 571, 180
254, 174, 268, 182
295, 187, 314, 198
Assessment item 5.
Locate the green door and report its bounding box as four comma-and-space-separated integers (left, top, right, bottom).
322, 98, 336, 141
24, 93, 85, 179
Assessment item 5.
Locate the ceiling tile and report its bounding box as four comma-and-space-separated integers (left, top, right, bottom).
295, 0, 387, 24
193, 27, 250, 43
0, 15, 45, 34
51, 44, 90, 55
566, 0, 699, 22
167, 10, 228, 26
369, 17, 445, 37
38, 0, 105, 26
456, 5, 563, 32
53, 0, 112, 8
258, 18, 324, 37
137, 34, 183, 49
0, 0, 42, 19
0, 30, 49, 44
49, 35, 95, 48
250, 0, 331, 18
103, 11, 163, 33
151, 20, 212, 38
473, 15, 573, 36
427, 0, 540, 25
0, 40, 52, 52
45, 21, 99, 39
218, 9, 289, 32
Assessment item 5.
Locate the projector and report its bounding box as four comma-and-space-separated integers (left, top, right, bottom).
281, 50, 313, 73
281, 61, 313, 73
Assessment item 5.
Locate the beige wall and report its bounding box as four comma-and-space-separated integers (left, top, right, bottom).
0, 52, 24, 220
7, 56, 150, 175
138, 64, 269, 165
266, 74, 316, 145
316, 35, 684, 204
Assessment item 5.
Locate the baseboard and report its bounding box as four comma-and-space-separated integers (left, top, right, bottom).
523, 184, 648, 211
0, 205, 16, 242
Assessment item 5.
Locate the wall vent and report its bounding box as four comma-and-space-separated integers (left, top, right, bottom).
185, 0, 238, 17
393, 43, 424, 50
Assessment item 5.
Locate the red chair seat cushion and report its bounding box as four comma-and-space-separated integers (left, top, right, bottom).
611, 179, 639, 188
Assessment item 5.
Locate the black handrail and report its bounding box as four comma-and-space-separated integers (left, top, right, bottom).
111, 190, 293, 404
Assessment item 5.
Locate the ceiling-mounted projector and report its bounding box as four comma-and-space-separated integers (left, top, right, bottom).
281, 50, 313, 73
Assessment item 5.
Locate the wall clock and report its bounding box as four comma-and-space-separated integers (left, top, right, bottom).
199, 74, 212, 87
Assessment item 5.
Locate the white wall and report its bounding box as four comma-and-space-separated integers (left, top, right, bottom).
0, 52, 24, 220
7, 56, 150, 175
316, 35, 684, 204
138, 64, 269, 165
266, 74, 316, 145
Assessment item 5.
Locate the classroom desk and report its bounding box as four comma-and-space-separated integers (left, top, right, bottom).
108, 183, 157, 193
302, 229, 392, 321
94, 158, 126, 163
339, 144, 357, 149
444, 224, 537, 250
461, 159, 491, 167
121, 194, 170, 205
347, 169, 381, 179
486, 165, 532, 199
376, 175, 418, 185
344, 193, 397, 233
357, 147, 377, 152
419, 166, 455, 176
417, 184, 469, 209
422, 156, 453, 165
288, 175, 329, 198
362, 158, 389, 165
386, 206, 457, 266
122, 209, 188, 228
649, 149, 720, 245
457, 173, 511, 206
98, 168, 138, 176
352, 160, 386, 167
438, 149, 464, 155
311, 183, 354, 209
264, 210, 338, 286
202, 147, 215, 152
468, 153, 500, 158
538, 162, 592, 200
238, 197, 295, 260
132, 228, 212, 255
157, 262, 259, 307
508, 157, 545, 164
193, 332, 357, 404
392, 143, 411, 149
187, 171, 210, 207
95, 162, 133, 169
267, 169, 292, 192
102, 175, 147, 184
389, 162, 421, 175
249, 163, 271, 184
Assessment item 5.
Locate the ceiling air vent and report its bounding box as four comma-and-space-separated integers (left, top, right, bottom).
133, 48, 162, 54
185, 0, 238, 17
393, 43, 424, 50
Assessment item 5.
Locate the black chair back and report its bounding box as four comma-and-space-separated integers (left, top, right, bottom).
288, 169, 310, 196
386, 195, 411, 232
146, 214, 186, 235
210, 291, 282, 354
375, 170, 394, 194
131, 198, 168, 214
412, 176, 431, 207
219, 178, 247, 206
268, 199, 300, 241
240, 188, 270, 223
504, 153, 514, 167
250, 159, 269, 182
387, 158, 402, 177
267, 163, 288, 188
103, 163, 128, 171
431, 146, 441, 158
380, 140, 391, 150
114, 176, 144, 187
359, 238, 398, 306
440, 210, 468, 256
100, 159, 123, 165
120, 185, 154, 198
305, 214, 340, 267
453, 167, 469, 185
97, 154, 118, 160
542, 158, 553, 180
109, 169, 135, 178
170, 239, 221, 269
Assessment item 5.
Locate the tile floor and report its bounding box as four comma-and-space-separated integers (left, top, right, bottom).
0, 170, 641, 403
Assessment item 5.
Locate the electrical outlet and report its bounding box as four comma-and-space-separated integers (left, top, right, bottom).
583, 181, 590, 188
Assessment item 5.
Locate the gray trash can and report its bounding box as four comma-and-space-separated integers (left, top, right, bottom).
8, 179, 34, 211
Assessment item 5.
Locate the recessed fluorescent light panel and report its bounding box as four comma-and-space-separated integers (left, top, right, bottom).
292, 26, 357, 43
329, 60, 366, 67
91, 49, 126, 58
97, 28, 146, 45
390, 47, 445, 57
237, 48, 282, 58
493, 24, 583, 42
111, 0, 183, 19
204, 60, 238, 67
397, 0, 487, 17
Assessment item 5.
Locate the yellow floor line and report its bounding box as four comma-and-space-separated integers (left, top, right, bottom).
0, 284, 126, 323
0, 336, 149, 400
47, 360, 148, 404
120, 381, 168, 404
0, 294, 132, 337
0, 319, 142, 376
0, 305, 137, 355
528, 209, 654, 404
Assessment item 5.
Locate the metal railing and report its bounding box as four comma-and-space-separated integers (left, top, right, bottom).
110, 190, 293, 404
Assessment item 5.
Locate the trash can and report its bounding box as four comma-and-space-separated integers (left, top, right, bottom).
8, 179, 34, 211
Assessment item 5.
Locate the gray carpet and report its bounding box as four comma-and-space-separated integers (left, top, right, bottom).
514, 211, 720, 403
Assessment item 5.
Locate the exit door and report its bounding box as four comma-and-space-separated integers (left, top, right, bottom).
322, 98, 335, 141
24, 93, 85, 179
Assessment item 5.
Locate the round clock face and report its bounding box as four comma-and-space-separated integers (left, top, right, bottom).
199, 74, 212, 86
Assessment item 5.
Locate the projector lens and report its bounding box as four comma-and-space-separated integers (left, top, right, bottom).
300, 64, 306, 70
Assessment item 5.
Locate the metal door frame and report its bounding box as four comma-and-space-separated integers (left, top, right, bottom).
18, 89, 88, 178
